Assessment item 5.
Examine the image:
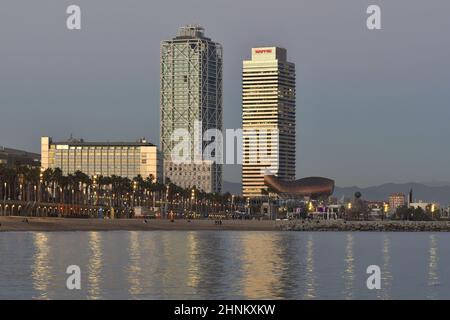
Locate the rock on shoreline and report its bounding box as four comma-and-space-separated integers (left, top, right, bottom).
281, 220, 450, 232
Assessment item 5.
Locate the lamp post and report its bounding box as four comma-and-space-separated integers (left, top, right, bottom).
383, 203, 389, 220
164, 184, 170, 219
93, 175, 98, 206
38, 168, 44, 203
133, 180, 138, 207
191, 188, 195, 214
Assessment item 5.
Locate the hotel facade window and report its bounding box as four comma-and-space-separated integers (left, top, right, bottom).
41, 137, 162, 181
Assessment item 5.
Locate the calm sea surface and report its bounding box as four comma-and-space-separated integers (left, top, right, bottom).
0, 231, 448, 300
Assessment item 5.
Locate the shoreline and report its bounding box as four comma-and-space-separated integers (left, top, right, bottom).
0, 216, 281, 232
1, 216, 450, 232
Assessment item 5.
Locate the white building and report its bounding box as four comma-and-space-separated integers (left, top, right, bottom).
409, 201, 439, 212
242, 47, 296, 198
41, 137, 162, 180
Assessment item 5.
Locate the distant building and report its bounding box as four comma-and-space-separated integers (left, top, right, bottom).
0, 146, 40, 167
409, 201, 439, 212
408, 188, 413, 206
366, 201, 385, 211
160, 25, 223, 193
41, 137, 162, 180
389, 193, 406, 212
242, 47, 296, 198
366, 201, 387, 219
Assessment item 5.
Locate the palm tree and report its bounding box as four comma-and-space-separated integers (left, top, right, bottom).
52, 168, 64, 202
0, 165, 238, 217
41, 168, 54, 202
74, 170, 90, 204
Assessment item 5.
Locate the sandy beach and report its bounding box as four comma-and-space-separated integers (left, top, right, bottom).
0, 216, 282, 232
2, 216, 450, 232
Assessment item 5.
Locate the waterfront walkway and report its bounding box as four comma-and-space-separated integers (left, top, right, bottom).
1, 216, 450, 232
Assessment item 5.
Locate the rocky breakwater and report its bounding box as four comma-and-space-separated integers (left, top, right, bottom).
280, 220, 450, 232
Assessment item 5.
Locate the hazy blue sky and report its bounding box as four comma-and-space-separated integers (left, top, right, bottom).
1, 0, 449, 187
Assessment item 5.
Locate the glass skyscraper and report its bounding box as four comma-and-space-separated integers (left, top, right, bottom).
160, 25, 223, 193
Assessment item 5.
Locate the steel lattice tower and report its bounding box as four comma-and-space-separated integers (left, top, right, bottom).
160, 25, 223, 193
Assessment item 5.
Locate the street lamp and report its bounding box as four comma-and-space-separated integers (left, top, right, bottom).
39, 167, 44, 203
383, 203, 389, 220
164, 184, 170, 218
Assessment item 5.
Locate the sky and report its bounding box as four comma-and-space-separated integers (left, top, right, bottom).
0, 0, 449, 187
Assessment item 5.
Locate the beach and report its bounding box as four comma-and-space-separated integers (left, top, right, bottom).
1, 216, 450, 232
0, 216, 281, 232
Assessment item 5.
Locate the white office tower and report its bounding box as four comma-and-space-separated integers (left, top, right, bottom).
242, 47, 296, 198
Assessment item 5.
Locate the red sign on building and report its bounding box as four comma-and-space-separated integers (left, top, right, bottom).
255, 49, 272, 54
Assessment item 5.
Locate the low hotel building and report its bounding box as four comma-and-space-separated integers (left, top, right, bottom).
41, 137, 162, 180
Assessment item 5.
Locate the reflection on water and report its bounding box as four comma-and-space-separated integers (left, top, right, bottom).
87, 232, 103, 299
342, 234, 355, 300
186, 232, 200, 290
241, 233, 283, 299
32, 233, 52, 300
378, 235, 392, 300
427, 234, 439, 299
1, 231, 450, 299
127, 231, 143, 297
303, 234, 316, 299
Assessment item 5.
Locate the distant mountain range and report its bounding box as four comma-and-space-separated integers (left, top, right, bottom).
223, 181, 450, 206
334, 183, 450, 206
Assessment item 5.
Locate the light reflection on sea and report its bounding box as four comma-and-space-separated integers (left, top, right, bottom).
0, 231, 449, 299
